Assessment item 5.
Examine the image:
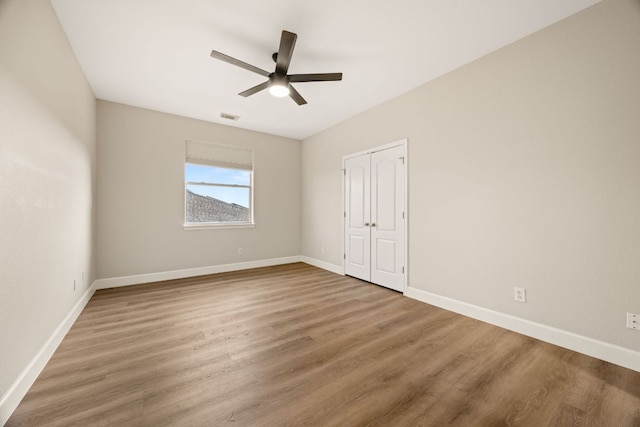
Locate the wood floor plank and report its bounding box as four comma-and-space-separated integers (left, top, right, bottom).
7, 263, 640, 426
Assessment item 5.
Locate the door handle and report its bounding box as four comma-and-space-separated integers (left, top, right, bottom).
364, 222, 370, 226
371, 223, 376, 227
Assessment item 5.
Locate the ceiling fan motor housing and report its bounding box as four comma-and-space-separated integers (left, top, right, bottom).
269, 73, 290, 88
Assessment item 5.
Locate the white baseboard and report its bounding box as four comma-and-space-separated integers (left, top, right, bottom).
404, 286, 640, 373
94, 256, 303, 289
0, 282, 97, 426
300, 256, 343, 275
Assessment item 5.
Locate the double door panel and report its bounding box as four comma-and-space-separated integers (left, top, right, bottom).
345, 145, 405, 292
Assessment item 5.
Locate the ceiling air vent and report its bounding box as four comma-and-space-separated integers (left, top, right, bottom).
220, 112, 239, 121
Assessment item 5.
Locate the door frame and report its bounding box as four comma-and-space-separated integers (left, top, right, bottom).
341, 138, 409, 293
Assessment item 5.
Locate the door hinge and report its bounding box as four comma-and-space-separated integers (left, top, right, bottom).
402, 211, 405, 219
402, 266, 405, 274
343, 169, 346, 175
344, 253, 346, 260
399, 156, 405, 164
344, 211, 346, 218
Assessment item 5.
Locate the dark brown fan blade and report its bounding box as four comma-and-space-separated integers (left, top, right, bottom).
275, 31, 297, 75
210, 50, 270, 77
238, 81, 270, 97
288, 85, 307, 105
289, 73, 343, 83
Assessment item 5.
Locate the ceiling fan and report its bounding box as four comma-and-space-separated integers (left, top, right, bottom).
210, 30, 342, 105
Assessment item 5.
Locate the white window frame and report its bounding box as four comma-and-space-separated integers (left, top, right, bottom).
183, 140, 255, 230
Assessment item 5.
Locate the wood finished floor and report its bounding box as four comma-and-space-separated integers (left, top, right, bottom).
8, 263, 640, 426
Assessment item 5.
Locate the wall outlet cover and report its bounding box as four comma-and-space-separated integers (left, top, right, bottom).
514, 287, 526, 303
627, 312, 639, 330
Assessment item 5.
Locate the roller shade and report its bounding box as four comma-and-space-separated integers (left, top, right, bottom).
186, 140, 253, 170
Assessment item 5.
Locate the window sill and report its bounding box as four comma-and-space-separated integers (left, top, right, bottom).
183, 223, 255, 231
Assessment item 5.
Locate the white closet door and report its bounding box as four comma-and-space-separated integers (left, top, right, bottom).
344, 143, 406, 291
370, 146, 405, 292
344, 154, 371, 281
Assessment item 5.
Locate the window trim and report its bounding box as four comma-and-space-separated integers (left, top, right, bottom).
183, 141, 255, 228
183, 222, 255, 231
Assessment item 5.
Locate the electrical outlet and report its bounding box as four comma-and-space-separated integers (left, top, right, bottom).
73, 279, 76, 291
514, 287, 526, 303
238, 247, 243, 255
627, 313, 639, 330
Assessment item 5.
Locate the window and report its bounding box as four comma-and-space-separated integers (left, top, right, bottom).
185, 140, 253, 227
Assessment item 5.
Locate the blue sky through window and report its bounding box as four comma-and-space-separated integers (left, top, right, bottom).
185, 164, 251, 207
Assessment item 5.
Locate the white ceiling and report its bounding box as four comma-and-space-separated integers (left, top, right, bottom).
50, 0, 600, 140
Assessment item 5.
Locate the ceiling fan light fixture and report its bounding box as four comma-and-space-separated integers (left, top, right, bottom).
269, 83, 290, 97
268, 74, 290, 97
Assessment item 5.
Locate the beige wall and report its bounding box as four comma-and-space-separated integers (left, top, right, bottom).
0, 0, 96, 402
97, 101, 301, 279
302, 0, 640, 351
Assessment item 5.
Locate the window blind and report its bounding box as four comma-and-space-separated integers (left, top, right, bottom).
185, 140, 253, 171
